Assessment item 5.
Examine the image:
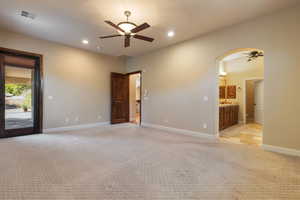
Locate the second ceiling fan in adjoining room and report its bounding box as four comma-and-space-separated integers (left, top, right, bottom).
99, 11, 154, 48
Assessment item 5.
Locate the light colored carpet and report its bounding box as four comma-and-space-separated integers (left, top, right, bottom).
0, 125, 299, 200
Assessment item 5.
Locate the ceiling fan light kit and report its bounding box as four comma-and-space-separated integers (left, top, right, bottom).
100, 11, 154, 48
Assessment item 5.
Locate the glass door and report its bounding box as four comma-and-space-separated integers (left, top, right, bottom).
0, 50, 43, 138
5, 66, 34, 130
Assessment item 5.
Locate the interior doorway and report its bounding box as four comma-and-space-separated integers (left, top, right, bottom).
0, 47, 43, 138
216, 48, 264, 146
129, 72, 141, 125
110, 71, 141, 125
245, 78, 264, 124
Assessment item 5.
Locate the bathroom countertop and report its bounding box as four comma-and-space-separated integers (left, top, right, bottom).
219, 104, 238, 107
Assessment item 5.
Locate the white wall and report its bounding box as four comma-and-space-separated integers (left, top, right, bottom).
0, 29, 125, 129
127, 5, 300, 151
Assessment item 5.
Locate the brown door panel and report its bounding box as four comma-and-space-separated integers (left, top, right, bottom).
111, 73, 129, 124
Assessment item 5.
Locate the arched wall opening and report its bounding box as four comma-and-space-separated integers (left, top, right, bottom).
215, 48, 265, 146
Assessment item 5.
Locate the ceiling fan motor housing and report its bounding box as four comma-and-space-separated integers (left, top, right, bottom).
124, 11, 131, 18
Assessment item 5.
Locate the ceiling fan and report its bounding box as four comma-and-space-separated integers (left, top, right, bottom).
99, 11, 154, 48
246, 51, 264, 62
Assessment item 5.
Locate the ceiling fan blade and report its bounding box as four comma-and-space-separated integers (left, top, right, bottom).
125, 35, 130, 48
99, 34, 122, 39
133, 34, 154, 42
131, 23, 150, 33
104, 20, 125, 33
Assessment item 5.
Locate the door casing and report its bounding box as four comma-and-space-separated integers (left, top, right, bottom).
0, 47, 43, 138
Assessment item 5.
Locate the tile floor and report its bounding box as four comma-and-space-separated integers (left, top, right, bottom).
220, 123, 262, 146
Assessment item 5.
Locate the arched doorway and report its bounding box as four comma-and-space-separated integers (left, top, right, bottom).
215, 48, 264, 146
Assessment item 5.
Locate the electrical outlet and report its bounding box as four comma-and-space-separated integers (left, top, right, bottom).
203, 96, 209, 101
97, 115, 102, 120
203, 123, 207, 129
65, 117, 70, 124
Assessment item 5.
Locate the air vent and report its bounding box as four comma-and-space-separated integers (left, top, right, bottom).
21, 11, 36, 19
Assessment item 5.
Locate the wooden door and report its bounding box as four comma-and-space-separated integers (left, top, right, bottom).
111, 72, 129, 124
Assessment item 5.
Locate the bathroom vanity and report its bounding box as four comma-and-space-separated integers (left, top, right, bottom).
219, 104, 239, 131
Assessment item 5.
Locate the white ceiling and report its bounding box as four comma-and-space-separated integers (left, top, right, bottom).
0, 0, 298, 57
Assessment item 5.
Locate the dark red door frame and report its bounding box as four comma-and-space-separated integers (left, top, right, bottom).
0, 47, 43, 138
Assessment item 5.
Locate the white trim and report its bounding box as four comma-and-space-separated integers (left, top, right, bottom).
43, 122, 139, 133
215, 60, 221, 137
262, 144, 300, 157
43, 122, 110, 133
142, 123, 217, 140
112, 123, 139, 128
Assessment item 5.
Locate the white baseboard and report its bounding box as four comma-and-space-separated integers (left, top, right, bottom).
43, 122, 110, 133
43, 122, 139, 133
262, 144, 300, 157
141, 123, 217, 140
111, 123, 139, 128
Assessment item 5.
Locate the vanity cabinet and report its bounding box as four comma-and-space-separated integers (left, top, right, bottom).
219, 105, 239, 131
219, 86, 226, 99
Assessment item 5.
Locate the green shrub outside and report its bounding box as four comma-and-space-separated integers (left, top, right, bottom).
5, 84, 31, 96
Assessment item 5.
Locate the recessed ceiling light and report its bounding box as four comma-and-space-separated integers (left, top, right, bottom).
82, 39, 89, 44
167, 31, 175, 37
